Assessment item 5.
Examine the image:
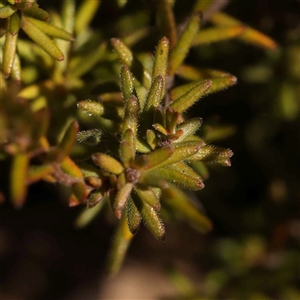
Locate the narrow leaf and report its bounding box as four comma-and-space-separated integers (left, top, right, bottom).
152, 37, 169, 97
157, 141, 204, 168
114, 183, 133, 219
155, 0, 177, 48
143, 75, 164, 113
87, 190, 103, 209
9, 11, 20, 35
21, 16, 64, 61
122, 95, 139, 137
22, 4, 50, 21
2, 28, 18, 78
134, 185, 161, 211
55, 121, 79, 162
60, 156, 83, 179
77, 129, 102, 146
26, 16, 74, 41
176, 64, 232, 81
188, 145, 233, 166
111, 38, 152, 89
162, 185, 213, 233
176, 117, 203, 143
152, 162, 204, 190
169, 80, 212, 113
92, 153, 124, 174
132, 193, 165, 241
193, 25, 245, 46
120, 64, 135, 102
168, 12, 202, 76
210, 12, 278, 50
75, 0, 101, 35
120, 129, 135, 168
75, 196, 105, 228
10, 153, 29, 208
126, 197, 142, 234
0, 5, 17, 18
27, 164, 54, 184
106, 213, 134, 277
133, 145, 174, 171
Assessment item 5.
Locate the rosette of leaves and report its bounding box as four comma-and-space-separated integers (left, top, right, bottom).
76, 12, 235, 275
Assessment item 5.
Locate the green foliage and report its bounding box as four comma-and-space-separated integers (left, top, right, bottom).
0, 0, 279, 276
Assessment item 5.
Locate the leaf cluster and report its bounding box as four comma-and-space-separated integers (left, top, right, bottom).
0, 0, 278, 276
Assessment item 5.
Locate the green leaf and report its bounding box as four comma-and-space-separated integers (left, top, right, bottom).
175, 117, 203, 143
133, 145, 174, 171
76, 129, 102, 146
10, 153, 29, 208
143, 75, 164, 113
54, 121, 79, 162
132, 192, 165, 241
169, 80, 212, 113
120, 64, 135, 102
9, 11, 20, 35
111, 38, 152, 89
162, 184, 212, 233
113, 183, 133, 219
21, 16, 64, 61
74, 196, 105, 229
106, 213, 134, 277
2, 26, 18, 77
134, 185, 161, 211
210, 12, 278, 50
193, 25, 245, 46
152, 37, 169, 98
87, 190, 103, 209
27, 164, 54, 184
26, 16, 74, 41
188, 145, 233, 166
92, 153, 124, 174
155, 0, 177, 48
120, 129, 135, 168
0, 4, 17, 18
74, 0, 101, 35
22, 3, 50, 21
157, 141, 203, 168
168, 12, 202, 75
122, 95, 140, 137
126, 197, 142, 234
152, 162, 204, 190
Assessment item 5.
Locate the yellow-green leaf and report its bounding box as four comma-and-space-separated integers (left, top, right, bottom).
92, 153, 124, 174
193, 25, 245, 46
162, 184, 213, 233
2, 28, 18, 77
106, 213, 134, 277
210, 12, 278, 50
168, 12, 202, 76
26, 16, 74, 41
10, 153, 29, 208
126, 197, 142, 234
169, 79, 212, 113
21, 16, 64, 61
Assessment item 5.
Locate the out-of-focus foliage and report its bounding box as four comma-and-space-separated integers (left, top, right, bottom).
1, 0, 284, 280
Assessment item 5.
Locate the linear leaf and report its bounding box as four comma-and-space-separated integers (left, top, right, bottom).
168, 12, 202, 75
169, 80, 212, 113
162, 184, 213, 233
210, 12, 278, 50
92, 153, 124, 174
10, 153, 29, 208
21, 16, 64, 61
